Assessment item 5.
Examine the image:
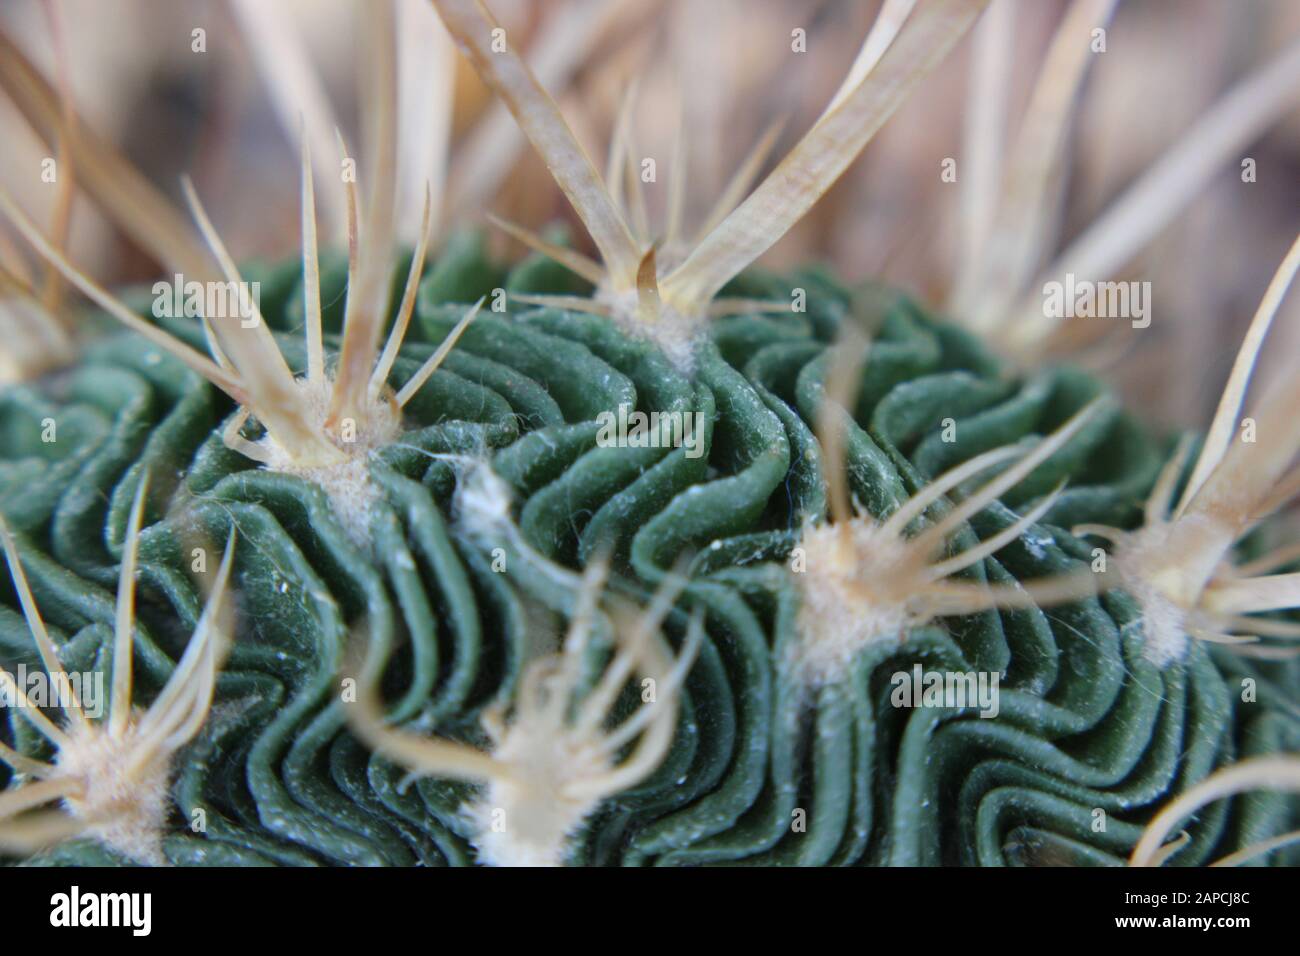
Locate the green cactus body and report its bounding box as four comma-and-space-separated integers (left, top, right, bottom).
2, 242, 1295, 867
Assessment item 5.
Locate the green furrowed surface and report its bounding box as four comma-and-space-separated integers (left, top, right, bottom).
1, 237, 1297, 866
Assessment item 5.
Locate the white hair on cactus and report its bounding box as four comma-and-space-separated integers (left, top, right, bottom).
447, 454, 517, 543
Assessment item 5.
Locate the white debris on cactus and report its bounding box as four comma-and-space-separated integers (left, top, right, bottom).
441, 453, 600, 611
448, 454, 517, 542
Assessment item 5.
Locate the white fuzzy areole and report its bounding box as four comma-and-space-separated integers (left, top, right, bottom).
790, 519, 914, 687
1123, 575, 1192, 668
1108, 518, 1222, 668
595, 286, 706, 372
1106, 510, 1242, 668
55, 718, 171, 866
257, 376, 402, 541
452, 458, 517, 542
463, 727, 608, 867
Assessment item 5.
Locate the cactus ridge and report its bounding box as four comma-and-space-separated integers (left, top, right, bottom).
2, 242, 1296, 867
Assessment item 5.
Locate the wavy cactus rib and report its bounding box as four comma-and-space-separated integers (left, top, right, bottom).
0, 0, 1297, 869
0, 242, 1295, 867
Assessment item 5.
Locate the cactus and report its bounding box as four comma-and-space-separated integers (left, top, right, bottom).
0, 0, 1298, 868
